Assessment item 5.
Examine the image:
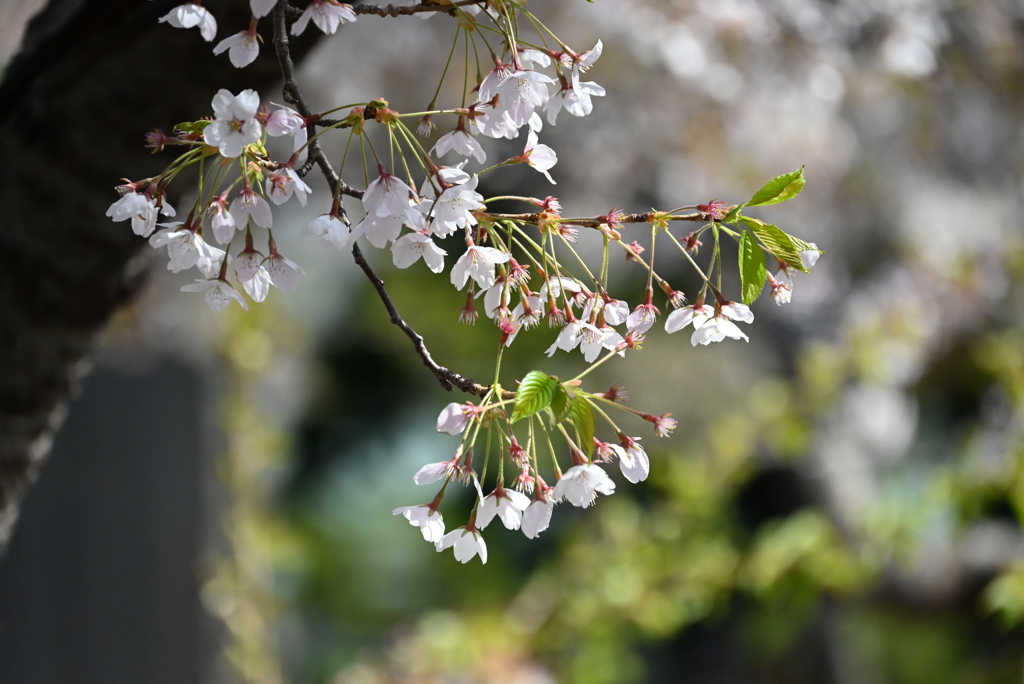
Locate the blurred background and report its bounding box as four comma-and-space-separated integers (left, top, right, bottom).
2, 0, 1024, 682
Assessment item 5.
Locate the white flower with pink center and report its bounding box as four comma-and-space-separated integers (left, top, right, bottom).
204, 89, 261, 158
436, 526, 487, 564
450, 245, 510, 290
181, 279, 248, 312
522, 129, 557, 184
477, 487, 531, 530
159, 3, 217, 42
230, 186, 273, 228
213, 26, 259, 68
553, 463, 616, 508
291, 0, 356, 35
392, 505, 445, 543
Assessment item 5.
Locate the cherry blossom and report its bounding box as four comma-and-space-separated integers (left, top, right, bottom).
213, 25, 259, 68
521, 498, 554, 539
230, 185, 273, 228
292, 0, 357, 36
433, 125, 486, 165
266, 168, 311, 207
617, 435, 650, 483
627, 302, 659, 334
450, 245, 511, 290
436, 402, 473, 435
241, 267, 273, 303
520, 129, 557, 183
362, 169, 413, 218
393, 505, 445, 543
181, 278, 248, 312
553, 463, 616, 508
423, 175, 486, 238
392, 232, 446, 273
436, 526, 487, 564
204, 89, 261, 158
149, 224, 224, 277
106, 192, 168, 238
664, 303, 715, 334
690, 304, 753, 346
159, 3, 217, 42
355, 200, 423, 249
767, 270, 793, 305
264, 250, 306, 293
250, 0, 278, 18
562, 40, 603, 84
304, 213, 349, 249
495, 70, 556, 128
477, 486, 531, 530
543, 81, 605, 125
414, 458, 457, 486
580, 326, 625, 363
206, 194, 236, 244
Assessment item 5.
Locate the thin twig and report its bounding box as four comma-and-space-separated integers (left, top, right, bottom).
272, 1, 490, 397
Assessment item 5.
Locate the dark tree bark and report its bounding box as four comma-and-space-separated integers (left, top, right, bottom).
0, 0, 315, 558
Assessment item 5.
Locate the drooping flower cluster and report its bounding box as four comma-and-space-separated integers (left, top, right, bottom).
114, 1, 822, 564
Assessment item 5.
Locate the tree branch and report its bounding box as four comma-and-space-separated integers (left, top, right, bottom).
272, 2, 491, 398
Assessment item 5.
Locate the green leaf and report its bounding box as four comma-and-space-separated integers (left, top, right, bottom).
550, 385, 572, 424
174, 120, 211, 136
738, 230, 768, 305
570, 397, 596, 457
746, 167, 805, 207
511, 371, 558, 423
737, 216, 809, 273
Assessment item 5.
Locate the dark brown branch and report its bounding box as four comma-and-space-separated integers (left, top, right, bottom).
272, 2, 490, 398
353, 1, 486, 18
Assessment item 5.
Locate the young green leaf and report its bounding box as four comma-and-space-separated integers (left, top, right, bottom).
511, 371, 558, 423
550, 385, 573, 424
746, 167, 805, 207
570, 397, 596, 458
737, 216, 808, 273
738, 230, 768, 305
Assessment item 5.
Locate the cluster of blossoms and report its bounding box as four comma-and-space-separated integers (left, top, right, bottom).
114, 0, 822, 564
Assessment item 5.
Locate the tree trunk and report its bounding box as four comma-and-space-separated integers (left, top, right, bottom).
0, 0, 314, 558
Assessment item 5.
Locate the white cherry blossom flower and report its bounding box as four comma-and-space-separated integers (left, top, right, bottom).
392, 232, 446, 273
413, 461, 453, 486
149, 225, 223, 277
768, 270, 793, 305
291, 0, 356, 35
159, 3, 217, 42
363, 169, 413, 218
207, 195, 236, 244
603, 298, 629, 326
432, 127, 486, 164
664, 303, 715, 334
266, 168, 311, 206
477, 487, 531, 530
204, 89, 261, 158
627, 303, 659, 334
521, 129, 557, 184
519, 49, 552, 71
265, 250, 306, 292
265, 104, 307, 163
553, 463, 616, 508
562, 40, 603, 84
543, 81, 605, 125
304, 213, 349, 249
393, 505, 445, 543
691, 313, 750, 346
617, 436, 649, 483
107, 193, 160, 238
545, 319, 583, 357
241, 266, 273, 303
521, 498, 554, 539
425, 175, 486, 238
471, 108, 517, 140
495, 70, 555, 128
181, 279, 248, 312
213, 27, 259, 68
478, 61, 513, 102
801, 244, 821, 270
230, 186, 273, 228
436, 402, 473, 435
250, 0, 277, 17
580, 326, 625, 363
436, 526, 487, 564
450, 245, 510, 290
354, 200, 422, 249
721, 301, 754, 323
